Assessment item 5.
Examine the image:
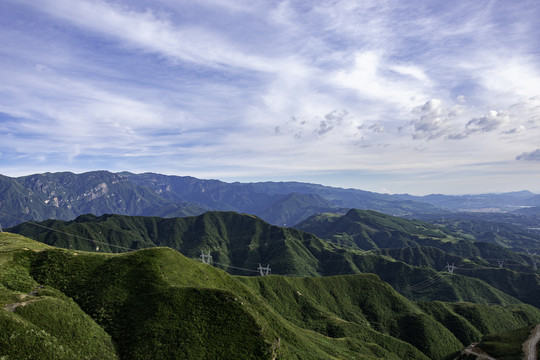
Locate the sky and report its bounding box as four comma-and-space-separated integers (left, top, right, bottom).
1, 0, 540, 195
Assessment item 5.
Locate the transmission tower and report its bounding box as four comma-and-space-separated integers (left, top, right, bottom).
446, 262, 456, 275
0, 223, 2, 232
258, 263, 271, 276
497, 259, 504, 269
200, 250, 213, 265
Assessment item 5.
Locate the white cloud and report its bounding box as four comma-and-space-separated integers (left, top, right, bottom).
2, 0, 540, 194
409, 99, 463, 140
19, 0, 281, 73
465, 110, 509, 134
331, 52, 431, 109
516, 149, 540, 162
475, 56, 540, 98
389, 64, 429, 82
503, 125, 525, 135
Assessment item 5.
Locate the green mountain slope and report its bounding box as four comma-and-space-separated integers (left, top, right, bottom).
294, 210, 540, 307
419, 301, 540, 347
414, 212, 540, 253
450, 325, 536, 360
0, 233, 427, 359
3, 233, 539, 359
8, 211, 540, 309
294, 209, 469, 249
8, 211, 339, 276
474, 325, 535, 360
295, 210, 540, 262
0, 234, 118, 359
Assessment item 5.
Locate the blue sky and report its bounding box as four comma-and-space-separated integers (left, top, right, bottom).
1, 0, 540, 195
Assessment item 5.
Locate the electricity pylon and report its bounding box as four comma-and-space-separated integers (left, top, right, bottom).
200, 250, 213, 265
258, 263, 271, 276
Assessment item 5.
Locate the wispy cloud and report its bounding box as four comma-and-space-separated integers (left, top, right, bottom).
1, 0, 540, 194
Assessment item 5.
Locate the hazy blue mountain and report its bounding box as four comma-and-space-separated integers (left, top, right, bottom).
2, 171, 538, 236
0, 171, 207, 227
0, 170, 441, 227
514, 205, 540, 217
120, 172, 443, 217
397, 190, 539, 212
254, 192, 344, 227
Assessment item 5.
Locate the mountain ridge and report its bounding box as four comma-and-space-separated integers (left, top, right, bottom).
2, 171, 539, 232
2, 232, 540, 359
0, 170, 445, 228
8, 210, 540, 308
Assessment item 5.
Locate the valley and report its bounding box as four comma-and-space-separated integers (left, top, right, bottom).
1, 171, 540, 359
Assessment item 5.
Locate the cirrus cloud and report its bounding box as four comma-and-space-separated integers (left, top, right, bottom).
1, 0, 540, 194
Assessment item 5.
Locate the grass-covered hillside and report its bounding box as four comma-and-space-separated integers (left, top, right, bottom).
412, 212, 540, 253
296, 209, 539, 262
294, 209, 467, 249
474, 325, 536, 360
2, 232, 540, 359
0, 233, 118, 359
10, 210, 540, 308
8, 210, 539, 309
448, 325, 536, 360
294, 209, 540, 307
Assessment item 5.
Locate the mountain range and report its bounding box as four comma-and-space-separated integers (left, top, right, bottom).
2, 170, 540, 359
8, 210, 540, 308
2, 170, 540, 230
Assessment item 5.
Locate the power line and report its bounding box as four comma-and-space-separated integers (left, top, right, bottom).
0, 211, 145, 252
208, 260, 262, 273
407, 272, 448, 292
2, 211, 276, 275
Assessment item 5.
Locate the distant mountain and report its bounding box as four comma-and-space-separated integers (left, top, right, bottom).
298, 209, 540, 254
2, 170, 539, 234
0, 170, 443, 228
254, 192, 343, 227
119, 171, 443, 220
294, 209, 468, 249
0, 171, 207, 227
9, 211, 540, 308
397, 190, 540, 212
293, 209, 540, 307
514, 205, 540, 217
2, 232, 540, 360
409, 212, 540, 253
